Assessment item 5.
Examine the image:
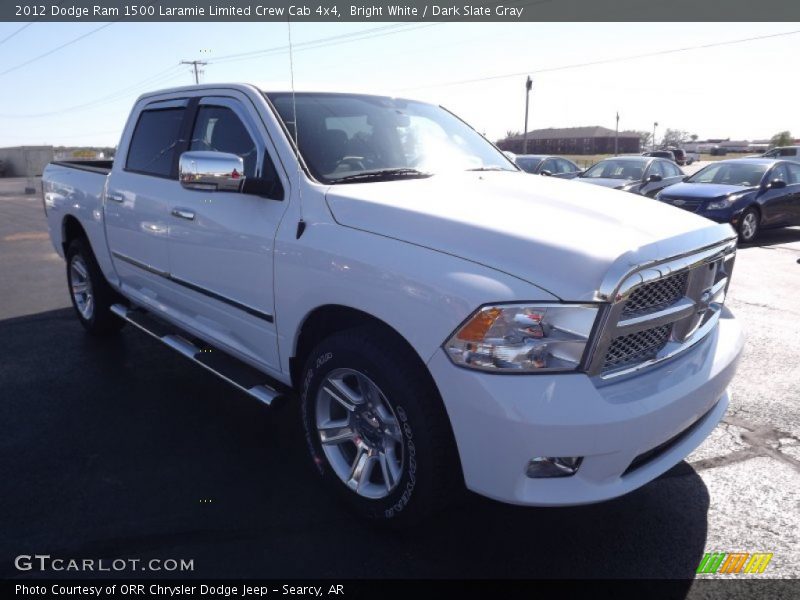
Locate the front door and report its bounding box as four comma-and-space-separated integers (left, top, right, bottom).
166, 94, 289, 372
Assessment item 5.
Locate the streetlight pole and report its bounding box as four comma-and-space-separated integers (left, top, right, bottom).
615, 111, 619, 156
653, 121, 659, 152
522, 76, 532, 154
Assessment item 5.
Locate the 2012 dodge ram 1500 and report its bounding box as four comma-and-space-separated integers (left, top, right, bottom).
43, 84, 743, 522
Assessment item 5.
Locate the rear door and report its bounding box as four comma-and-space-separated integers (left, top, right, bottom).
104, 98, 187, 298
165, 94, 289, 371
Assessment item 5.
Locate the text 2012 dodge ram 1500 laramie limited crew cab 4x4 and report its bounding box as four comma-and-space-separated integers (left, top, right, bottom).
43, 84, 743, 522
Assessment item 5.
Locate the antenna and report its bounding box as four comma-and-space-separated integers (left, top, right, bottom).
287, 19, 306, 238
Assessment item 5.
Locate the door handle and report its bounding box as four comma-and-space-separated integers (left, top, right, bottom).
171, 208, 196, 221
107, 192, 124, 203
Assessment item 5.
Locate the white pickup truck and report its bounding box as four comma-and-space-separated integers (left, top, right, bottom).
43, 84, 743, 522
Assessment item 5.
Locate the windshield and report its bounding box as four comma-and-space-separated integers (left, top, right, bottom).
515, 157, 543, 173
687, 162, 768, 187
266, 92, 516, 183
582, 159, 644, 180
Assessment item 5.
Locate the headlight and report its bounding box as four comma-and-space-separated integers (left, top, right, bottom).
444, 303, 600, 373
707, 192, 748, 210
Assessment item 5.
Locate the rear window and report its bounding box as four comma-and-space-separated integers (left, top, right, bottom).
126, 108, 185, 177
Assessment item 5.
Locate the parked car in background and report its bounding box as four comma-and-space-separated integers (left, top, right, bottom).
669, 148, 690, 166
656, 158, 800, 242
643, 150, 677, 162
576, 156, 685, 197
685, 150, 700, 165
760, 146, 800, 163
514, 154, 582, 178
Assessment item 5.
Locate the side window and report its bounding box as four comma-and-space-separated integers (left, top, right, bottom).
541, 158, 557, 173
786, 163, 800, 184
648, 161, 665, 178
770, 164, 789, 183
558, 158, 578, 173
126, 108, 186, 177
778, 148, 796, 157
190, 105, 258, 177
664, 162, 681, 177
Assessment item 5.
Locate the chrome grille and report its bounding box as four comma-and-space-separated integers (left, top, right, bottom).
603, 325, 672, 370
589, 239, 738, 378
622, 271, 688, 316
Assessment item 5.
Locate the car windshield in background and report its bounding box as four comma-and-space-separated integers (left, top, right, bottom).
687, 162, 768, 187
582, 159, 644, 180
266, 92, 516, 183
515, 157, 543, 173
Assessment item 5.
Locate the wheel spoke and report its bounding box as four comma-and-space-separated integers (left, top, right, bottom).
347, 445, 375, 492
355, 373, 375, 404
318, 420, 355, 446
72, 282, 88, 294
71, 260, 88, 279
324, 379, 360, 412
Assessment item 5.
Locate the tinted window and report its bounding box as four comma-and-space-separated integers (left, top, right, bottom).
515, 157, 543, 173
190, 105, 258, 177
541, 158, 558, 173
770, 164, 789, 183
648, 161, 665, 178
786, 163, 800, 184
687, 162, 768, 186
778, 148, 799, 157
583, 159, 645, 180
557, 158, 578, 173
126, 108, 185, 177
662, 161, 682, 177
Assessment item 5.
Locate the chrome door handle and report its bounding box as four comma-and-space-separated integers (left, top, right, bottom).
107, 192, 124, 203
171, 208, 195, 221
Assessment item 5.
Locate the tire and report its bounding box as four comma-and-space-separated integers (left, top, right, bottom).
65, 237, 125, 336
300, 326, 460, 524
737, 208, 760, 244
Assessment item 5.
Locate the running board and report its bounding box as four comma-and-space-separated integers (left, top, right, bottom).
111, 304, 288, 407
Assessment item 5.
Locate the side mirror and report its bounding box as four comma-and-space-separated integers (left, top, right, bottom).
648, 174, 663, 183
179, 151, 245, 192
540, 169, 552, 176
769, 179, 787, 189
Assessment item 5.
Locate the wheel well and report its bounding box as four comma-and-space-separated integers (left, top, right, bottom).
61, 215, 87, 254
290, 305, 424, 389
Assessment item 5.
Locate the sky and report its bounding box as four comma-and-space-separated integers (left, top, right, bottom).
0, 21, 798, 147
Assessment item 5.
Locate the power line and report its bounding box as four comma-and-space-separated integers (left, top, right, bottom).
0, 22, 35, 48
0, 66, 184, 118
400, 28, 800, 91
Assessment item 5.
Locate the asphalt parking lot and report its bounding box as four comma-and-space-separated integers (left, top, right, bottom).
1, 176, 798, 582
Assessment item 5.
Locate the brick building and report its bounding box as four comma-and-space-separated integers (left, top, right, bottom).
498, 126, 641, 155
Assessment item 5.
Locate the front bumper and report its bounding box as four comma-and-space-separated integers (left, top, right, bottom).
428, 307, 743, 506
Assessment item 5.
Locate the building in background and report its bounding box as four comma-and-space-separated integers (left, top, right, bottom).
497, 126, 641, 155
0, 146, 54, 178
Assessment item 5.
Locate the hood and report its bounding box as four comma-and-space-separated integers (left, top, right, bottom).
659, 182, 757, 200
325, 171, 729, 301
575, 176, 631, 189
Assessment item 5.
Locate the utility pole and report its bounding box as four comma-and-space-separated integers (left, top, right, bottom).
653, 121, 659, 152
181, 60, 207, 84
522, 76, 532, 154
615, 111, 619, 156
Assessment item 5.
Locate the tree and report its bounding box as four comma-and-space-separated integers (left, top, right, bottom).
661, 129, 689, 148
632, 130, 651, 151
690, 134, 699, 142
770, 131, 793, 148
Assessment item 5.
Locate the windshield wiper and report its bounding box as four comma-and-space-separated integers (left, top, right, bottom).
466, 166, 510, 172
329, 168, 432, 183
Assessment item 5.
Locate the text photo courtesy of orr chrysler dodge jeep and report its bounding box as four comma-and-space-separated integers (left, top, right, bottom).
42, 84, 743, 522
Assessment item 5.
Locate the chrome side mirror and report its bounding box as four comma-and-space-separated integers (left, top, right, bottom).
179, 151, 245, 192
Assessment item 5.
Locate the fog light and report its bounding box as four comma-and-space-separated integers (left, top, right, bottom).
526, 456, 583, 478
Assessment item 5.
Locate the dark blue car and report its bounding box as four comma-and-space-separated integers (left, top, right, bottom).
656, 158, 800, 242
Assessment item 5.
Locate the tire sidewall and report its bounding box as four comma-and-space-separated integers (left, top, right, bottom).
66, 240, 97, 329
300, 338, 423, 521
739, 209, 759, 243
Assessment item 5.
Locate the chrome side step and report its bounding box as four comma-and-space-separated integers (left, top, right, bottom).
111, 303, 288, 407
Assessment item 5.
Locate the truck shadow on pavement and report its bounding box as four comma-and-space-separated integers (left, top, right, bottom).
1, 308, 708, 584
